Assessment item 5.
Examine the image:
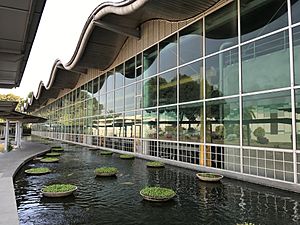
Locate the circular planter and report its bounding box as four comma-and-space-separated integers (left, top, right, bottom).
45, 152, 61, 157
51, 146, 64, 151
140, 187, 176, 202
100, 151, 113, 156
42, 184, 77, 197
40, 157, 59, 163
25, 167, 51, 175
146, 161, 165, 168
94, 167, 118, 177
196, 173, 223, 182
120, 154, 135, 160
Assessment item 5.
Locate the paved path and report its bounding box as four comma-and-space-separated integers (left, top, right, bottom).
0, 141, 50, 225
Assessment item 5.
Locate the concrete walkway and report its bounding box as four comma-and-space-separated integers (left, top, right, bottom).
0, 141, 50, 225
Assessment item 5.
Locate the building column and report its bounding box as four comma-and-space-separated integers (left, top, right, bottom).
4, 120, 9, 152
17, 122, 22, 148
15, 122, 18, 144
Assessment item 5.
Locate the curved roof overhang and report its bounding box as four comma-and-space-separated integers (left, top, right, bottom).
25, 0, 221, 112
0, 0, 47, 88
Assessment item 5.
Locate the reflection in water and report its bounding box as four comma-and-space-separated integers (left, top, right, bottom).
15, 137, 300, 225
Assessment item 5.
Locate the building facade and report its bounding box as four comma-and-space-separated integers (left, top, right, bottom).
30, 0, 300, 191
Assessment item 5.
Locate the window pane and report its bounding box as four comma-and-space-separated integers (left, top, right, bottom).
206, 97, 240, 145
124, 111, 135, 138
241, 0, 288, 42
115, 64, 124, 89
143, 45, 158, 78
205, 1, 238, 55
114, 113, 124, 137
243, 91, 292, 149
99, 95, 106, 115
99, 74, 106, 95
206, 48, 239, 98
179, 102, 203, 142
106, 114, 114, 136
242, 31, 290, 93
295, 89, 300, 150
293, 26, 300, 85
159, 34, 177, 72
159, 70, 177, 106
115, 88, 124, 113
107, 92, 114, 113
125, 84, 135, 111
179, 20, 203, 65
179, 61, 203, 102
93, 78, 99, 98
292, 0, 300, 24
143, 109, 157, 139
106, 71, 114, 92
143, 76, 157, 108
158, 106, 177, 141
125, 57, 135, 86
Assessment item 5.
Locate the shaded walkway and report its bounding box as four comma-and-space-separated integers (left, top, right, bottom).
0, 141, 50, 225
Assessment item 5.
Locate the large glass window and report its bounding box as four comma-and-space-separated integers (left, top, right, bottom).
179, 102, 203, 142
293, 26, 300, 85
99, 74, 106, 95
159, 34, 177, 72
143, 76, 157, 108
242, 31, 290, 93
158, 106, 177, 141
106, 114, 114, 136
179, 20, 203, 65
125, 57, 135, 86
99, 95, 106, 115
114, 113, 124, 137
143, 109, 157, 139
135, 110, 142, 138
243, 91, 292, 149
295, 90, 300, 150
206, 97, 240, 145
115, 64, 124, 89
159, 70, 177, 106
115, 88, 124, 113
179, 61, 203, 102
92, 78, 99, 98
143, 45, 158, 78
205, 1, 238, 55
241, 0, 288, 42
291, 0, 300, 24
206, 48, 239, 98
106, 71, 114, 92
124, 111, 135, 138
125, 84, 135, 111
106, 92, 114, 113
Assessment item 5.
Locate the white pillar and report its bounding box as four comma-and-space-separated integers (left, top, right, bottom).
17, 122, 22, 148
4, 120, 9, 152
15, 122, 18, 144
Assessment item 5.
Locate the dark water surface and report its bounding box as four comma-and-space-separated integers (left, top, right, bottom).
14, 138, 300, 225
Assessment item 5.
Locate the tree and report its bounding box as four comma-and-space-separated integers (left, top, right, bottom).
0, 93, 24, 112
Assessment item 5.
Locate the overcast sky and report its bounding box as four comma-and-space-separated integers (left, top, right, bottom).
0, 0, 119, 98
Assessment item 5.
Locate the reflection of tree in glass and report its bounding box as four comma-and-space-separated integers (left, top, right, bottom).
143, 77, 157, 108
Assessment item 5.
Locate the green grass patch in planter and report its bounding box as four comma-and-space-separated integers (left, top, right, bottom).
40, 157, 59, 163
119, 154, 135, 159
146, 161, 165, 168
45, 152, 61, 157
42, 184, 77, 197
25, 167, 51, 175
140, 187, 176, 202
100, 151, 113, 156
94, 167, 118, 177
51, 146, 64, 151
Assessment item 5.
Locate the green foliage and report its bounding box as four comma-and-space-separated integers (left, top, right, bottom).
0, 93, 24, 112
46, 152, 61, 157
120, 154, 135, 159
100, 151, 113, 156
236, 223, 255, 225
140, 187, 176, 199
25, 167, 51, 174
94, 167, 118, 174
40, 157, 59, 163
51, 146, 64, 151
253, 127, 265, 138
146, 161, 165, 168
42, 184, 76, 193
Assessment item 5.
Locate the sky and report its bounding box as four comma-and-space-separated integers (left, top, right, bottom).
0, 0, 119, 98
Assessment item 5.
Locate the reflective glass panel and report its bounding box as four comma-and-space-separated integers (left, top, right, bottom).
179, 20, 203, 65
125, 84, 135, 111
292, 0, 300, 24
115, 88, 124, 113
125, 57, 135, 85
158, 106, 177, 141
93, 78, 99, 98
159, 34, 177, 72
99, 95, 106, 115
206, 97, 240, 145
179, 61, 203, 102
205, 1, 238, 55
243, 91, 292, 149
242, 31, 290, 93
135, 110, 142, 138
293, 26, 300, 85
124, 111, 135, 138
143, 109, 157, 139
99, 74, 106, 95
106, 114, 114, 136
143, 76, 157, 108
114, 113, 124, 137
143, 45, 158, 78
106, 71, 114, 92
179, 102, 203, 142
159, 70, 177, 106
241, 0, 288, 42
206, 48, 238, 98
295, 89, 300, 150
115, 64, 124, 89
106, 92, 114, 113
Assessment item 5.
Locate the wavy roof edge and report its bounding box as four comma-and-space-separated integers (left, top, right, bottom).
24, 0, 220, 112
